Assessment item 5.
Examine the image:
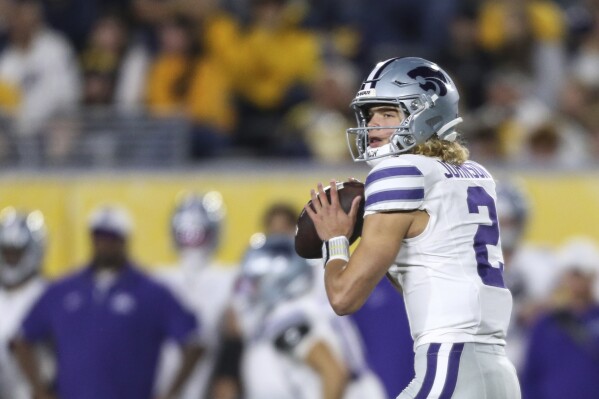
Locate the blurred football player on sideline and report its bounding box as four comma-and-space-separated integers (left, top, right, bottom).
261, 202, 384, 399
12, 204, 202, 399
495, 179, 559, 370
154, 192, 237, 399
234, 234, 386, 399
0, 208, 49, 399
306, 57, 521, 398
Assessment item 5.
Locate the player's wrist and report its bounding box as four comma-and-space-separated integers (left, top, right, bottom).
322, 235, 350, 267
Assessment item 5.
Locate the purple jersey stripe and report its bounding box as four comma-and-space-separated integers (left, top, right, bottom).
414, 343, 441, 399
366, 188, 424, 207
366, 166, 423, 187
438, 343, 465, 399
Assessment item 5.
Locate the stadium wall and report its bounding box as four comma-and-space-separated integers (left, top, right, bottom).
1, 169, 597, 277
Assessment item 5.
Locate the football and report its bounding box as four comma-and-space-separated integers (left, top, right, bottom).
295, 181, 365, 259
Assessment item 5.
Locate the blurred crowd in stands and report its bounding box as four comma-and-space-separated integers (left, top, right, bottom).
0, 0, 599, 167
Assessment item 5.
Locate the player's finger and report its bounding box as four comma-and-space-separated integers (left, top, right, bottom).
304, 202, 317, 220
329, 179, 341, 207
317, 183, 329, 207
348, 196, 362, 221
310, 188, 322, 211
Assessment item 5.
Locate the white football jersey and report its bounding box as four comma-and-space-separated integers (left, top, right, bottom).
0, 278, 46, 399
365, 154, 513, 348
153, 264, 237, 399
238, 294, 386, 399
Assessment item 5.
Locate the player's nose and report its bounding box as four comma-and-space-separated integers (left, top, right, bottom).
367, 116, 381, 127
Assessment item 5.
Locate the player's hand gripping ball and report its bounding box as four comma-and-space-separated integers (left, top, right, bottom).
295, 181, 365, 259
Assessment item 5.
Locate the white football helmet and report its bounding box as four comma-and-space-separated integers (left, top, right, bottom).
171, 191, 225, 254
237, 235, 313, 311
0, 208, 46, 287
347, 57, 463, 164
496, 181, 530, 252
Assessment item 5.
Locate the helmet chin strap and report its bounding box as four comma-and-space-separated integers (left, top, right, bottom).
365, 143, 394, 167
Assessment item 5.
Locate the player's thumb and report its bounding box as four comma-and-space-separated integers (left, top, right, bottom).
348, 196, 362, 220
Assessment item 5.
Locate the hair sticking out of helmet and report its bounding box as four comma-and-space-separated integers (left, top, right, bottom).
346, 57, 463, 166
0, 207, 46, 287
239, 235, 313, 310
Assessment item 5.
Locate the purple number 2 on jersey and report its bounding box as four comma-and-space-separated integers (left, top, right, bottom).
466, 186, 506, 288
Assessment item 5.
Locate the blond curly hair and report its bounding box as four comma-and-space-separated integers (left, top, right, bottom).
411, 136, 469, 165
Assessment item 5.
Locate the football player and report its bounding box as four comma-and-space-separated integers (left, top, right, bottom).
305, 57, 521, 398
0, 208, 49, 399
233, 234, 386, 399
495, 180, 561, 370
154, 192, 237, 399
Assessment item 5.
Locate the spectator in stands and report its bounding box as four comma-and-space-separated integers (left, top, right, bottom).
154, 192, 237, 399
352, 0, 457, 69
0, 208, 49, 399
80, 10, 148, 108
280, 60, 357, 162
145, 14, 236, 158
11, 204, 203, 399
232, 0, 322, 156
570, 5, 599, 90
519, 121, 591, 168
466, 69, 551, 162
476, 0, 567, 107
438, 0, 492, 111
0, 0, 10, 52
39, 0, 117, 52
581, 105, 599, 160
0, 0, 80, 138
521, 237, 599, 399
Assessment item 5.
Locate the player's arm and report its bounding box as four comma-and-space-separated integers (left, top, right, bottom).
155, 286, 204, 399
304, 340, 349, 399
305, 179, 418, 315
11, 337, 55, 399
274, 320, 348, 399
208, 306, 244, 399
158, 340, 204, 399
325, 211, 412, 315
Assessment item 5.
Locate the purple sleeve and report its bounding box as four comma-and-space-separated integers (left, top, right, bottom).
20, 288, 53, 342
158, 288, 199, 345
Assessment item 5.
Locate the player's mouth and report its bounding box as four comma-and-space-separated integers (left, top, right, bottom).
368, 136, 385, 147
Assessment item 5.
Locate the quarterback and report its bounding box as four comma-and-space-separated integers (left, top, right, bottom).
306, 57, 521, 398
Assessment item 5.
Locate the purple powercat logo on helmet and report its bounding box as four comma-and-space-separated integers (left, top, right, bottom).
406, 66, 449, 97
